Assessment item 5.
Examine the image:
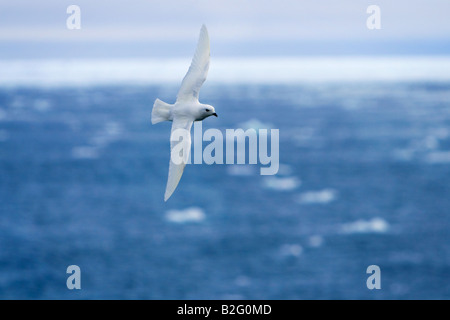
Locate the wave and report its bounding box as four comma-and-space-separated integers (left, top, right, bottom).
165, 207, 206, 223
226, 165, 256, 176
296, 189, 337, 204
340, 217, 389, 234
425, 151, 450, 164
279, 244, 303, 257
263, 176, 301, 191
71, 146, 99, 159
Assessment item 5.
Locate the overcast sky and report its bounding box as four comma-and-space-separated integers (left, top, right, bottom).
0, 0, 449, 58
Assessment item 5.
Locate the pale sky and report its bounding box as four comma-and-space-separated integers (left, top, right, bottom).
0, 0, 449, 58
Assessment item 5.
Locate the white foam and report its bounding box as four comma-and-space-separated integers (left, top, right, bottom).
90, 121, 123, 147
425, 151, 450, 164
292, 127, 315, 146
279, 244, 303, 257
308, 235, 324, 248
392, 148, 415, 161
297, 189, 336, 204
340, 217, 389, 234
71, 146, 99, 159
33, 99, 52, 112
227, 165, 256, 176
424, 136, 439, 150
277, 164, 293, 176
165, 207, 206, 223
432, 128, 449, 140
234, 276, 251, 287
263, 176, 301, 191
238, 118, 273, 131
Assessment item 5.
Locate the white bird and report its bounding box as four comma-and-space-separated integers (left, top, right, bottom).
151, 25, 217, 201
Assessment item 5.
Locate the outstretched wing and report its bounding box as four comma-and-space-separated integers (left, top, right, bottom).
176, 25, 210, 102
164, 117, 193, 201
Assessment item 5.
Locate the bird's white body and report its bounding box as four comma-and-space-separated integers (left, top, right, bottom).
172, 101, 214, 122
151, 25, 217, 201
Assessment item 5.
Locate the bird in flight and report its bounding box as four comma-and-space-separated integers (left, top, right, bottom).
151, 25, 217, 201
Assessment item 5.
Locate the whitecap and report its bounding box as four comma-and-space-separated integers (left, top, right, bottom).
277, 164, 293, 176
263, 176, 301, 191
279, 244, 303, 257
33, 99, 51, 112
308, 235, 324, 248
227, 165, 256, 176
423, 136, 439, 150
340, 217, 389, 234
238, 118, 273, 131
297, 189, 336, 204
392, 149, 415, 161
90, 121, 123, 147
425, 151, 450, 164
71, 146, 99, 159
431, 127, 449, 140
104, 121, 122, 136
234, 276, 251, 287
165, 207, 205, 223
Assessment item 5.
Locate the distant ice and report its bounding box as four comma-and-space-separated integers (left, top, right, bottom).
263, 176, 301, 191
2, 57, 450, 87
340, 217, 389, 234
165, 207, 205, 223
296, 189, 337, 204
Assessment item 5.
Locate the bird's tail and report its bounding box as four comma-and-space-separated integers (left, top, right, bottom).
152, 99, 171, 124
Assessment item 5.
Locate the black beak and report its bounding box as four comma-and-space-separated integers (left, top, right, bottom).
212, 113, 218, 117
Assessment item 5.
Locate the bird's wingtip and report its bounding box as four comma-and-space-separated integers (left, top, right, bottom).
164, 189, 172, 202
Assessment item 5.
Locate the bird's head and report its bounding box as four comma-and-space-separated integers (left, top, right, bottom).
201, 105, 218, 119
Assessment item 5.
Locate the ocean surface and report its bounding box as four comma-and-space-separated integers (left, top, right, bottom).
0, 58, 450, 299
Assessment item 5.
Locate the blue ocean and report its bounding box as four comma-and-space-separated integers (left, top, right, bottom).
0, 59, 450, 299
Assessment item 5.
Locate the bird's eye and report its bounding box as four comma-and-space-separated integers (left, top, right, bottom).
205, 109, 210, 112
